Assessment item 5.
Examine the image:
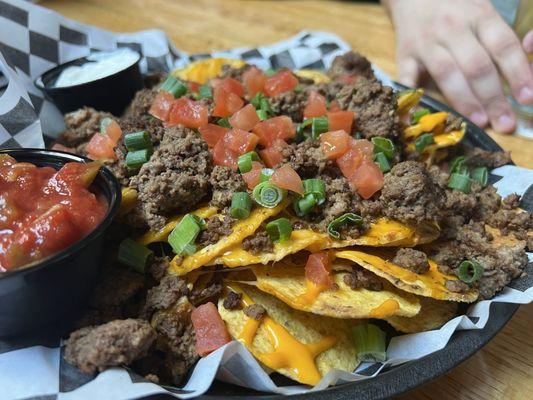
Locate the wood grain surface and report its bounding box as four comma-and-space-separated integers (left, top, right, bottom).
42, 1, 533, 398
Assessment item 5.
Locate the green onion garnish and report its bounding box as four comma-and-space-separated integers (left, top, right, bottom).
311, 117, 329, 140
124, 131, 151, 152
198, 84, 212, 99
447, 172, 472, 194
160, 76, 187, 98
449, 156, 468, 175
411, 108, 430, 124
252, 182, 285, 208
251, 92, 265, 109
471, 167, 488, 187
217, 117, 231, 128
126, 149, 151, 171
266, 218, 293, 243
352, 323, 387, 363
260, 168, 274, 183
264, 68, 277, 77
302, 178, 326, 205
457, 260, 484, 283
327, 213, 363, 239
414, 133, 435, 153
168, 214, 206, 255
118, 238, 153, 274
238, 151, 260, 173
260, 97, 271, 114
230, 192, 252, 219
374, 152, 391, 172
256, 109, 268, 121
371, 137, 395, 159
294, 193, 318, 217
99, 117, 114, 134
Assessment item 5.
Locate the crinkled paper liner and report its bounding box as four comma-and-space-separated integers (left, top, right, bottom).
0, 0, 532, 399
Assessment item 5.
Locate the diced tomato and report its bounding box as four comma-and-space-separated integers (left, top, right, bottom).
336, 148, 363, 180
349, 160, 384, 199
242, 161, 263, 189
86, 133, 116, 160
199, 124, 229, 148
329, 100, 341, 112
264, 69, 298, 97
230, 104, 260, 131
242, 66, 267, 96
213, 77, 245, 97
189, 81, 201, 93
259, 139, 289, 168
51, 143, 75, 153
305, 252, 332, 288
352, 139, 374, 159
252, 116, 295, 147
103, 119, 122, 143
149, 91, 175, 121
320, 130, 352, 159
304, 91, 327, 119
327, 111, 354, 134
270, 164, 303, 194
213, 88, 244, 118
191, 302, 231, 357
223, 129, 260, 155
168, 98, 209, 128
212, 138, 238, 169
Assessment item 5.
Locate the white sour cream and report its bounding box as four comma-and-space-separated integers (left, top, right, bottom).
54, 48, 140, 88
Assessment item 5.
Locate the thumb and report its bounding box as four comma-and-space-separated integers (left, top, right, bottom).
523, 30, 533, 54
397, 55, 420, 88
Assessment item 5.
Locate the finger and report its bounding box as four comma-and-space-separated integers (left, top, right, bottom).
397, 56, 420, 88
523, 30, 533, 54
476, 14, 533, 105
417, 45, 488, 127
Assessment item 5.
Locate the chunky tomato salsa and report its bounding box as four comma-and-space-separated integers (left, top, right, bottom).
0, 154, 107, 272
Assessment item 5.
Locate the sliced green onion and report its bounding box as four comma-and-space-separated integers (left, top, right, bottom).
371, 137, 395, 159
260, 168, 274, 182
327, 213, 363, 239
471, 167, 488, 187
118, 238, 153, 273
198, 84, 212, 99
311, 117, 329, 140
354, 132, 363, 140
411, 108, 430, 124
293, 193, 318, 217
302, 178, 326, 205
126, 149, 151, 171
230, 192, 252, 219
352, 323, 387, 363
457, 260, 484, 283
259, 97, 271, 114
217, 117, 231, 128
447, 172, 472, 194
450, 156, 468, 175
252, 182, 285, 208
250, 92, 265, 109
264, 68, 277, 77
293, 85, 302, 94
256, 109, 268, 121
124, 131, 151, 152
414, 133, 435, 153
266, 218, 293, 243
168, 214, 206, 255
374, 152, 391, 172
100, 117, 114, 134
160, 76, 187, 98
238, 151, 260, 173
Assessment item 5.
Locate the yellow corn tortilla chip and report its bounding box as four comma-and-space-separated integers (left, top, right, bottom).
404, 111, 449, 140
406, 123, 466, 154
169, 202, 287, 276
172, 58, 246, 84
397, 89, 424, 115
294, 69, 331, 83
218, 285, 360, 386
251, 264, 421, 319
334, 249, 479, 302
386, 297, 458, 333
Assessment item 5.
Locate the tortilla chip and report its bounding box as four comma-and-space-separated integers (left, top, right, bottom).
334, 249, 479, 302
294, 70, 331, 83
218, 285, 359, 385
386, 297, 458, 333
406, 123, 466, 154
172, 58, 246, 84
169, 202, 287, 276
397, 89, 424, 115
251, 264, 421, 319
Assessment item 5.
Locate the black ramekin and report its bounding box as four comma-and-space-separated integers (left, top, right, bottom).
35, 51, 144, 115
0, 149, 121, 337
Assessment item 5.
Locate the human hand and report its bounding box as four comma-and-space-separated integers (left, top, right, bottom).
382, 0, 533, 134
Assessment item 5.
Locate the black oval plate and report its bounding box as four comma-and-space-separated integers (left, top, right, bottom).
193, 85, 519, 399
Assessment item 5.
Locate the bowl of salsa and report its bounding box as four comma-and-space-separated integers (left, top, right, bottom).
0, 148, 121, 337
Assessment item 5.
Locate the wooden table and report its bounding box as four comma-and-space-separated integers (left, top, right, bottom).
42, 1, 533, 398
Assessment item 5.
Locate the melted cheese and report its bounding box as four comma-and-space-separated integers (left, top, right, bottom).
296, 280, 325, 306
370, 299, 400, 318
397, 89, 424, 115
406, 124, 466, 154
172, 58, 246, 84
404, 112, 449, 139
294, 69, 331, 83
118, 187, 138, 216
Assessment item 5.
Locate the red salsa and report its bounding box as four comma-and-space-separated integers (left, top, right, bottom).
0, 155, 107, 272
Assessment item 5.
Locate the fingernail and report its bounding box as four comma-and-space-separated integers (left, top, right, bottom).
469, 111, 488, 127
495, 114, 516, 134
518, 86, 533, 104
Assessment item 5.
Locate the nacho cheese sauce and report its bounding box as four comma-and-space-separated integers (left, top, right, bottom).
0, 155, 107, 272
54, 48, 139, 88
232, 285, 336, 385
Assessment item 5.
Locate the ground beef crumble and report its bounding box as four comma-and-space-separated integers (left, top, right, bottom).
141, 275, 189, 319
209, 166, 247, 209
242, 231, 274, 254
59, 107, 112, 148
328, 51, 375, 80
244, 304, 266, 320
223, 291, 243, 310
392, 248, 430, 274
197, 215, 234, 247
125, 88, 158, 119
343, 268, 383, 291
267, 90, 307, 122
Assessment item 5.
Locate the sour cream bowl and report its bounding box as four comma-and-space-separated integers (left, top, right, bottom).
35, 48, 144, 115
